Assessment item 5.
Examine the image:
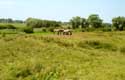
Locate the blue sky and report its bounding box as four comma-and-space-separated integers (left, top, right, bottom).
0, 0, 124, 22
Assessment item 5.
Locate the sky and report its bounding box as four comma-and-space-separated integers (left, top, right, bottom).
0, 0, 125, 22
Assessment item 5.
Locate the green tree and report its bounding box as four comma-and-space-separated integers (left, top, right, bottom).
70, 16, 87, 29
26, 18, 38, 28
87, 14, 103, 28
80, 18, 87, 28
112, 16, 125, 31
70, 16, 81, 29
26, 18, 61, 28
102, 23, 112, 31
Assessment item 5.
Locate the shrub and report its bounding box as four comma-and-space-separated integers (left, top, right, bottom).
0, 24, 7, 29
0, 24, 16, 29
42, 28, 47, 32
85, 27, 95, 32
81, 28, 87, 32
6, 24, 16, 29
48, 27, 55, 32
23, 27, 34, 33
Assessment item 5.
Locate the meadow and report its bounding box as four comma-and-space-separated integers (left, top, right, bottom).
0, 31, 125, 80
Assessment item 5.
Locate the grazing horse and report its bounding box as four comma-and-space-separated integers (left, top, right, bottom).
54, 29, 72, 35
54, 29, 64, 35
63, 29, 72, 35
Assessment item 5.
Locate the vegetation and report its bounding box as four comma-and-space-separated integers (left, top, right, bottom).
0, 18, 24, 23
112, 16, 125, 31
26, 18, 61, 28
0, 32, 125, 80
87, 14, 103, 28
0, 14, 125, 34
0, 14, 125, 80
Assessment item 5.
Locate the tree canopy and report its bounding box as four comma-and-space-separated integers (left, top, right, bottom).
87, 14, 103, 28
26, 18, 61, 28
112, 16, 125, 31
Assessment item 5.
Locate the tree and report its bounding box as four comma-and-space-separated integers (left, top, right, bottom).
7, 18, 13, 23
112, 16, 125, 31
26, 18, 37, 28
14, 20, 24, 23
26, 18, 61, 28
102, 23, 112, 31
70, 16, 87, 29
87, 14, 103, 28
70, 16, 81, 29
0, 18, 13, 23
80, 18, 87, 28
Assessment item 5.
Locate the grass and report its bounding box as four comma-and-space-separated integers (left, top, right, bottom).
0, 31, 125, 80
0, 23, 54, 34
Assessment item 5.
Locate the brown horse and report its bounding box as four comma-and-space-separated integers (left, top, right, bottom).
54, 29, 72, 35
54, 29, 64, 35
63, 29, 72, 35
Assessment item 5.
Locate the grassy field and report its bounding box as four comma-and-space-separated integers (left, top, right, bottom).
0, 31, 125, 80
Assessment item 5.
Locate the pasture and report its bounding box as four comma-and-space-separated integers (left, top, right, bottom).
0, 31, 125, 80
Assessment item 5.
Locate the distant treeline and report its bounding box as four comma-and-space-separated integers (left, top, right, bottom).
69, 14, 125, 31
26, 18, 61, 28
0, 18, 24, 23
0, 14, 125, 33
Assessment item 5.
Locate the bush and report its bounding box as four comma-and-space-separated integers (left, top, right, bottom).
0, 24, 16, 29
85, 27, 95, 32
48, 27, 55, 32
81, 28, 86, 32
42, 28, 47, 32
23, 27, 34, 33
6, 24, 16, 29
0, 25, 7, 29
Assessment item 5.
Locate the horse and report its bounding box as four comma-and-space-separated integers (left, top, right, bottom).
63, 29, 72, 35
53, 29, 64, 35
54, 29, 72, 35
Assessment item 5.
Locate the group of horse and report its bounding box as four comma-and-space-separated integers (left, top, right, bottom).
53, 29, 72, 35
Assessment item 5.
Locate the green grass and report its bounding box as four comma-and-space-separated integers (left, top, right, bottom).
0, 23, 26, 28
0, 31, 125, 80
0, 23, 26, 34
0, 23, 54, 34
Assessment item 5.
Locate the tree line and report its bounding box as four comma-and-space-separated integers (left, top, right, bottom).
0, 14, 125, 33
26, 18, 61, 28
25, 15, 125, 31
0, 18, 24, 23
70, 14, 125, 31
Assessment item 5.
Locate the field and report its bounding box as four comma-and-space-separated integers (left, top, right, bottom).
0, 31, 125, 80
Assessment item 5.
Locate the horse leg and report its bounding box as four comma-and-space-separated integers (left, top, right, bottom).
69, 31, 72, 35
57, 31, 60, 35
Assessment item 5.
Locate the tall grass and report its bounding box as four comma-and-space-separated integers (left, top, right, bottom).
0, 31, 125, 80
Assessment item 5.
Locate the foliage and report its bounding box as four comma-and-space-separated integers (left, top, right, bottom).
0, 24, 16, 29
0, 32, 125, 80
102, 23, 112, 32
112, 16, 125, 31
26, 18, 61, 28
1, 15, 125, 33
23, 27, 34, 33
0, 18, 24, 23
70, 16, 87, 29
87, 14, 103, 28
